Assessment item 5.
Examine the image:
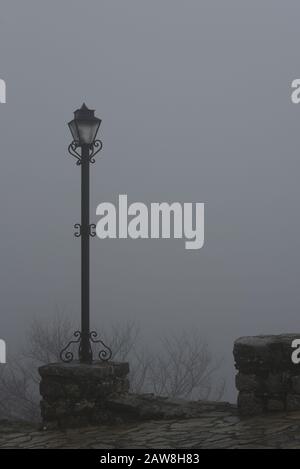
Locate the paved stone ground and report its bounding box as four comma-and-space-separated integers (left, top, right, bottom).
3, 408, 300, 448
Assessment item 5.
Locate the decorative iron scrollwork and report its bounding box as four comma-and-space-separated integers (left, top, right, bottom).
68, 140, 103, 165
89, 224, 96, 237
74, 224, 82, 237
59, 330, 112, 363
89, 140, 103, 163
74, 224, 96, 237
89, 331, 112, 361
68, 141, 82, 165
59, 331, 81, 363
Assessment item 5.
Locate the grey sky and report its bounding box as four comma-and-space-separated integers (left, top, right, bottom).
0, 0, 299, 400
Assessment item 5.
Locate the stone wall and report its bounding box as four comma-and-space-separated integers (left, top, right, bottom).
39, 362, 234, 429
40, 334, 300, 426
234, 334, 300, 416
39, 362, 129, 428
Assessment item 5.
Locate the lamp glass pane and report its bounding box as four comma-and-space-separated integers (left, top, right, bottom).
68, 120, 79, 142
77, 119, 100, 145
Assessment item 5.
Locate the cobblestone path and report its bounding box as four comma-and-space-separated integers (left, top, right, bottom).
2, 408, 300, 448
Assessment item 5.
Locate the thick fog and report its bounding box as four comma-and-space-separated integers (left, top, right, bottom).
0, 0, 300, 400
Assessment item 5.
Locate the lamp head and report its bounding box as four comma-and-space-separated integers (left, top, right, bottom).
68, 103, 101, 146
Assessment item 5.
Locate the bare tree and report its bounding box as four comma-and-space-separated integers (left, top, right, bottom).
0, 311, 73, 422
0, 359, 40, 421
0, 314, 225, 422
24, 311, 74, 364
144, 333, 225, 400
102, 320, 140, 362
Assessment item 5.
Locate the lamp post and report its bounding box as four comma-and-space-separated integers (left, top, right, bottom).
60, 104, 112, 364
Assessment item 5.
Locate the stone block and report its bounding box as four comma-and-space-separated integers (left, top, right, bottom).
39, 361, 129, 380
266, 398, 285, 412
287, 394, 300, 412
291, 376, 300, 394
39, 361, 130, 428
234, 335, 300, 416
234, 334, 300, 374
235, 373, 261, 392
237, 392, 264, 416
264, 372, 290, 395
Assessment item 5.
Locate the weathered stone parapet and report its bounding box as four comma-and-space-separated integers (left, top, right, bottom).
39, 361, 235, 429
234, 334, 300, 416
39, 362, 130, 428
105, 394, 235, 421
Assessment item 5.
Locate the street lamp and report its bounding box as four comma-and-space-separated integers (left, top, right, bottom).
60, 103, 112, 364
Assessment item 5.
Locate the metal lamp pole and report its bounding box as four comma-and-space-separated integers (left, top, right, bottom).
80, 143, 92, 362
60, 104, 112, 364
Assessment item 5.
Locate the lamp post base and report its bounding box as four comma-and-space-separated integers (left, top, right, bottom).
39, 361, 129, 429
